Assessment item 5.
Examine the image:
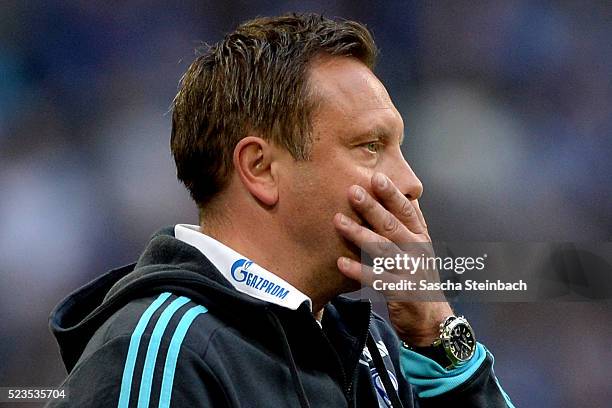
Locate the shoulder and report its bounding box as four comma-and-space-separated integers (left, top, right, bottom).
58, 293, 230, 407
85, 292, 223, 362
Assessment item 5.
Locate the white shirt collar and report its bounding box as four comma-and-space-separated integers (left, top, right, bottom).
174, 224, 312, 311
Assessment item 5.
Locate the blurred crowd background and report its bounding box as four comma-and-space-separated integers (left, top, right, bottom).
1, 1, 610, 407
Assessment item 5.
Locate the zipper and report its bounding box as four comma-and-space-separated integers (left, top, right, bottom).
345, 301, 372, 405
313, 318, 350, 395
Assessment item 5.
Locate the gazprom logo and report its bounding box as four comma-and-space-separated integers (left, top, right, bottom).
230, 258, 253, 282
230, 259, 290, 300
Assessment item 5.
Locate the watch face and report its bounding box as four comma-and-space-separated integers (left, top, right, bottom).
446, 321, 476, 362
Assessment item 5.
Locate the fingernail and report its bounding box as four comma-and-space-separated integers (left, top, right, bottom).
354, 186, 364, 202
375, 173, 387, 189
339, 257, 350, 269
340, 214, 349, 225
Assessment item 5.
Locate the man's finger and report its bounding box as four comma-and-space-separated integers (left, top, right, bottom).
371, 172, 427, 235
412, 199, 428, 232
333, 212, 398, 258
336, 256, 408, 288
347, 185, 417, 244
337, 256, 374, 285
337, 256, 435, 302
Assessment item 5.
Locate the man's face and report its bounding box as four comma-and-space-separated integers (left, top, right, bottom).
279, 56, 423, 290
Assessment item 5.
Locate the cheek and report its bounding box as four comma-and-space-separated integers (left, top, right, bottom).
336, 166, 374, 210
286, 153, 374, 221
283, 173, 339, 237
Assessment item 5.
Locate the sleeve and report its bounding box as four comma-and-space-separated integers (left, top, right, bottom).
400, 342, 515, 408
45, 335, 228, 408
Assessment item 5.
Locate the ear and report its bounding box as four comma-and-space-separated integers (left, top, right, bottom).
233, 136, 279, 206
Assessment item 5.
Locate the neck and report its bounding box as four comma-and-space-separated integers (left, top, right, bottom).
200, 211, 342, 314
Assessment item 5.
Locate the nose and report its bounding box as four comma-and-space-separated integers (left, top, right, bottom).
387, 152, 423, 200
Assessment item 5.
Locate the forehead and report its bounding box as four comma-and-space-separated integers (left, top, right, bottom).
308, 56, 403, 142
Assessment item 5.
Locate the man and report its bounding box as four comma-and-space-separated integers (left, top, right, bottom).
49, 13, 514, 407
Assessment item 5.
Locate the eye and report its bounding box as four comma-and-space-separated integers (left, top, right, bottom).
363, 141, 382, 153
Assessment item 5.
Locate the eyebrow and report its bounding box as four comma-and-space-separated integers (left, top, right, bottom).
365, 125, 405, 145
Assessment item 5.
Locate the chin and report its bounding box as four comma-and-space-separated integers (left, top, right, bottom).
322, 272, 361, 300
339, 275, 362, 294
315, 235, 364, 296
342, 240, 362, 263
332, 243, 364, 293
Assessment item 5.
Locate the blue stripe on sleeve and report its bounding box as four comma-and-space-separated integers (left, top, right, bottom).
400, 342, 486, 397
400, 342, 515, 407
158, 305, 208, 408
118, 292, 172, 408
400, 343, 487, 398
137, 296, 191, 408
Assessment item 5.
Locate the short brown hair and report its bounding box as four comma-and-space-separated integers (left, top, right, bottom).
171, 13, 377, 212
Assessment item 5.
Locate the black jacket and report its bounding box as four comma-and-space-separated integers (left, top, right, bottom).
48, 227, 511, 407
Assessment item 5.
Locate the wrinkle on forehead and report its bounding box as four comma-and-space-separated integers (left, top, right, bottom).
309, 56, 393, 115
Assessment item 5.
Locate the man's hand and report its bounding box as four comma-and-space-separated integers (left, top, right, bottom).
333, 172, 453, 346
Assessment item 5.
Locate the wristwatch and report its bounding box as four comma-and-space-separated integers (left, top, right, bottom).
403, 315, 476, 369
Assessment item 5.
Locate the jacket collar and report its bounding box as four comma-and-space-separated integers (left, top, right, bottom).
174, 224, 312, 311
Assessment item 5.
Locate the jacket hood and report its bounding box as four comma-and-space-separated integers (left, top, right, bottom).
49, 226, 273, 372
